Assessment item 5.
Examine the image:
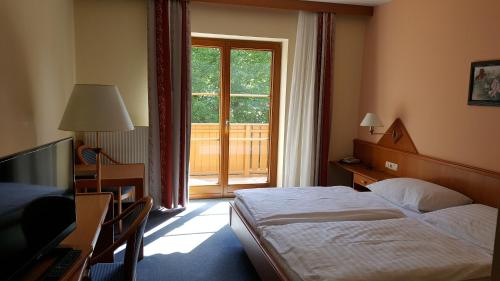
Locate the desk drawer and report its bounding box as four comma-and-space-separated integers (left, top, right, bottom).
353, 173, 376, 187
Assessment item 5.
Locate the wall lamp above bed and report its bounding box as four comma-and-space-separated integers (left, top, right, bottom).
360, 113, 402, 143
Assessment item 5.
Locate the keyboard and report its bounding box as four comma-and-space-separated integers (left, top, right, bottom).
42, 249, 82, 281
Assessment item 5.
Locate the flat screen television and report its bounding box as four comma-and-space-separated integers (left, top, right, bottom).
0, 138, 76, 281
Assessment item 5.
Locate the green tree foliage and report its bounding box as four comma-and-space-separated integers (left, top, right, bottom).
230, 50, 271, 95
191, 47, 271, 124
230, 97, 269, 124
191, 47, 220, 123
192, 96, 219, 123
192, 47, 220, 94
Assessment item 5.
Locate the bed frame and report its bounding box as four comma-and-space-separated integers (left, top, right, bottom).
229, 202, 289, 281
230, 139, 500, 280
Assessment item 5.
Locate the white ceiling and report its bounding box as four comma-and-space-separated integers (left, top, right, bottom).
306, 0, 391, 6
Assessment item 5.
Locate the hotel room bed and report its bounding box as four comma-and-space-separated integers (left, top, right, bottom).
229, 138, 500, 281
231, 202, 496, 281
229, 177, 495, 281
261, 216, 493, 281
233, 186, 412, 233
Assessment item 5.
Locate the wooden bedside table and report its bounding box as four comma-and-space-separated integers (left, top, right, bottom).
334, 162, 394, 191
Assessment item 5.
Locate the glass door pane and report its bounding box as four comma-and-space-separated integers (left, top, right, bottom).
189, 47, 221, 187
228, 49, 272, 185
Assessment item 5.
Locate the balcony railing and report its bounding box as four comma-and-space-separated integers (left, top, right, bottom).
189, 123, 269, 178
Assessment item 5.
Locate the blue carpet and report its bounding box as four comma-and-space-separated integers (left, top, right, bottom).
116, 200, 260, 281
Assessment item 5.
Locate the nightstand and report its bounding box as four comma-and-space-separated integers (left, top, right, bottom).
334, 162, 394, 191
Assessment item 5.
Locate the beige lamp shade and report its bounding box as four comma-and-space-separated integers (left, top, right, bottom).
59, 84, 134, 132
360, 113, 383, 127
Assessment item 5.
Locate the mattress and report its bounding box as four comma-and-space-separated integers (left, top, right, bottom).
233, 186, 407, 234
261, 218, 492, 281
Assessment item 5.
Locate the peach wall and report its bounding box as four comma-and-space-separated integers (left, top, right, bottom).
359, 0, 500, 172
74, 0, 148, 126
330, 15, 368, 161
0, 0, 75, 157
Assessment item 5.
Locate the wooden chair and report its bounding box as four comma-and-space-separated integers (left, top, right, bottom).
90, 197, 153, 281
77, 144, 135, 227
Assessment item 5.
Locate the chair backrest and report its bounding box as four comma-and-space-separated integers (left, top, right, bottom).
90, 197, 153, 281
77, 145, 97, 165
121, 197, 153, 281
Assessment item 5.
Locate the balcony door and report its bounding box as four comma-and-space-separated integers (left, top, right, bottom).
189, 37, 281, 199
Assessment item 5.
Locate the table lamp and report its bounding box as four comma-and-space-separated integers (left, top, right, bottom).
59, 84, 134, 192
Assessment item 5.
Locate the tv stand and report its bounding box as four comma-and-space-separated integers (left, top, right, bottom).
20, 193, 113, 281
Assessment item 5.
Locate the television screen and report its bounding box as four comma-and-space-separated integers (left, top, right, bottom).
0, 138, 76, 280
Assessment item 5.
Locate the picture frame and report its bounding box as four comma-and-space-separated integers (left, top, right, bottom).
468, 60, 500, 106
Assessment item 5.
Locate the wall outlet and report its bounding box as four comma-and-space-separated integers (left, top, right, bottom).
385, 161, 399, 171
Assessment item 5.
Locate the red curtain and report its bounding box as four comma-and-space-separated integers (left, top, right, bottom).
150, 0, 191, 208
316, 13, 335, 186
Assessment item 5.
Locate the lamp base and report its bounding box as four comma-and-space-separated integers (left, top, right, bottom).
92, 147, 102, 193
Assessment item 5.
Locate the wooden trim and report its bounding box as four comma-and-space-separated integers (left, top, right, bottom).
191, 37, 282, 198
227, 183, 276, 191
229, 202, 289, 281
268, 40, 281, 189
221, 39, 231, 196
189, 185, 223, 197
192, 37, 226, 48
190, 193, 225, 199
334, 162, 394, 182
192, 0, 373, 16
377, 118, 418, 154
355, 139, 500, 179
353, 139, 500, 207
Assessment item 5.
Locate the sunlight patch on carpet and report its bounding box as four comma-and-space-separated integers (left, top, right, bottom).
143, 201, 229, 255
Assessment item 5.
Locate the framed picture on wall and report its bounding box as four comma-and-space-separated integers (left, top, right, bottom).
468, 60, 500, 106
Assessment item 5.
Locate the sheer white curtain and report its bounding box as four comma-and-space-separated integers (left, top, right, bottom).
283, 11, 335, 187
283, 12, 319, 187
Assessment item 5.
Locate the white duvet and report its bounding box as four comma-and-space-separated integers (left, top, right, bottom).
234, 187, 406, 232
262, 218, 492, 281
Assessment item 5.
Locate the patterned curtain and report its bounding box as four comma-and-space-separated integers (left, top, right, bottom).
148, 0, 191, 209
283, 11, 335, 187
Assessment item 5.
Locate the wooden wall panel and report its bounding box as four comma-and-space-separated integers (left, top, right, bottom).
377, 118, 418, 154
192, 0, 373, 16
354, 139, 500, 207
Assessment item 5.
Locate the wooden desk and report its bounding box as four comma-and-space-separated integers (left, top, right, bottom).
334, 162, 394, 191
75, 163, 145, 199
21, 193, 112, 281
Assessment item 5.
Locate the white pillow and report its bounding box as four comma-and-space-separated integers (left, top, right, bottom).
421, 204, 497, 253
367, 178, 472, 212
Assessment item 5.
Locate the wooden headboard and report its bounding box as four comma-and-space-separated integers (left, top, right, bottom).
353, 139, 500, 207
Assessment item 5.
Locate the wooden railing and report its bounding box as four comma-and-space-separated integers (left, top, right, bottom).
189, 123, 269, 176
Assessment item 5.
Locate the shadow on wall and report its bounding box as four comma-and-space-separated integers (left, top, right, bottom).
0, 4, 37, 156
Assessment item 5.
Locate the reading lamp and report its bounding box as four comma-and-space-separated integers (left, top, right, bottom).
59, 84, 134, 192
360, 113, 400, 142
